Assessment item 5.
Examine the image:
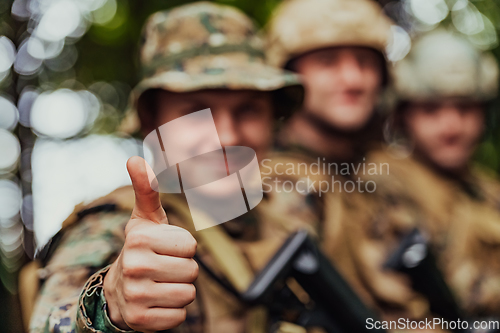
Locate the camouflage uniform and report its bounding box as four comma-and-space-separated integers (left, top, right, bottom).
265, 5, 395, 297
27, 3, 326, 333
327, 31, 500, 326
30, 188, 323, 333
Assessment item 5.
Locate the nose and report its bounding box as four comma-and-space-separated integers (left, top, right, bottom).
214, 110, 240, 147
438, 106, 463, 133
337, 54, 364, 88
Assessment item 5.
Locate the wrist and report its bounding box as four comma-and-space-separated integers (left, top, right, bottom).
103, 262, 130, 330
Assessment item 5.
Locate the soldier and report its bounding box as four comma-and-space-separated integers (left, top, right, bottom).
26, 3, 323, 333
266, 0, 393, 163
263, 0, 395, 295
330, 29, 500, 325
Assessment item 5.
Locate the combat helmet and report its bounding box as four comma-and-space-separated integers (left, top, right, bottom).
119, 1, 304, 133
393, 29, 499, 102
266, 0, 393, 69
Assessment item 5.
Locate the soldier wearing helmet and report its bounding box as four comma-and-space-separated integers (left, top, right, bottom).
266, 0, 393, 163
25, 3, 330, 333
329, 29, 500, 325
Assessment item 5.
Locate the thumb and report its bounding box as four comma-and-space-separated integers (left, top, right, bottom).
127, 156, 168, 224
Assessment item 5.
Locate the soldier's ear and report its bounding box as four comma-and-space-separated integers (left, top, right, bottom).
137, 89, 160, 136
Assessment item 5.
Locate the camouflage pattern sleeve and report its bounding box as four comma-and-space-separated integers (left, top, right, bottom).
76, 266, 134, 333
29, 211, 131, 333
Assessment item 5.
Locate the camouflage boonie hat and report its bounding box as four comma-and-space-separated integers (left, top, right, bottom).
119, 1, 303, 133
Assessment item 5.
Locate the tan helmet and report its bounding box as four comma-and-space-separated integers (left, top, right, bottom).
266, 0, 393, 69
119, 1, 303, 133
393, 29, 499, 102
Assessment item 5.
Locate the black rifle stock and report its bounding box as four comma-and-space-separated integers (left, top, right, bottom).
197, 229, 386, 333
385, 228, 499, 333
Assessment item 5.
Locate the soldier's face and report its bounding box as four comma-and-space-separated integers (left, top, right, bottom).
404, 99, 485, 172
153, 89, 274, 161
293, 46, 383, 131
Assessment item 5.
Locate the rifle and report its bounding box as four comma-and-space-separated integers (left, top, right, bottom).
385, 228, 500, 333
196, 229, 386, 333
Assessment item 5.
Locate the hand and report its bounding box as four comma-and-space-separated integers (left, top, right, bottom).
104, 156, 198, 332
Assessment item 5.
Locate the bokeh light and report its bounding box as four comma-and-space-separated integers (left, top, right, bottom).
0, 129, 20, 173
0, 219, 24, 274
35, 0, 83, 43
409, 0, 449, 26
0, 179, 22, 220
44, 45, 78, 72
452, 0, 498, 50
27, 37, 64, 60
468, 14, 498, 50
17, 87, 39, 127
31, 135, 138, 245
452, 0, 484, 36
30, 89, 100, 138
14, 39, 43, 75
0, 96, 19, 131
387, 25, 412, 62
0, 223, 23, 251
92, 0, 118, 25
21, 194, 33, 230
0, 36, 16, 82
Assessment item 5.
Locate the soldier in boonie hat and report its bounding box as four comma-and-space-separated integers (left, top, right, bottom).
118, 1, 303, 134
27, 3, 314, 333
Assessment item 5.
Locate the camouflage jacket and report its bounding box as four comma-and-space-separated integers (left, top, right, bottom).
327, 147, 500, 324
28, 152, 328, 333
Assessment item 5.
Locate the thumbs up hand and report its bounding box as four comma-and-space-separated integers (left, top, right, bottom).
104, 156, 198, 332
